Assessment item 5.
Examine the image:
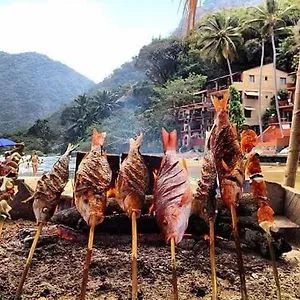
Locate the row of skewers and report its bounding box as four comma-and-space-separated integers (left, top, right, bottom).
12, 92, 281, 300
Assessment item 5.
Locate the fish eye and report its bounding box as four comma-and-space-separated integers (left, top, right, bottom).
163, 219, 168, 226
42, 207, 49, 214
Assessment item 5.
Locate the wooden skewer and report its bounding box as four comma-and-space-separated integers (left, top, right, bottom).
170, 237, 178, 300
209, 218, 218, 300
0, 216, 5, 238
266, 232, 281, 300
15, 222, 43, 300
132, 211, 138, 300
230, 205, 248, 300
80, 215, 96, 300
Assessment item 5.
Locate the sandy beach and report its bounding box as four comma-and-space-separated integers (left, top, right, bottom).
18, 160, 300, 194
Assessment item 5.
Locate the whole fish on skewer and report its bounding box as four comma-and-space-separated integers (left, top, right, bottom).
115, 132, 149, 299
241, 129, 281, 299
74, 128, 112, 300
153, 128, 192, 300
208, 93, 248, 300
31, 144, 78, 223
15, 143, 77, 299
194, 149, 218, 300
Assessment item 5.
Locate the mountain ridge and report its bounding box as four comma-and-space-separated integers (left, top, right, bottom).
0, 51, 95, 134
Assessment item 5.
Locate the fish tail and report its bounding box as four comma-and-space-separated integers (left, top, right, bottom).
65, 143, 79, 155
92, 128, 106, 150
161, 128, 177, 152
210, 92, 229, 111
129, 131, 144, 151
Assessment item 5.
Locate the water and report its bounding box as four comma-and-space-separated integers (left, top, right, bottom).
18, 156, 76, 177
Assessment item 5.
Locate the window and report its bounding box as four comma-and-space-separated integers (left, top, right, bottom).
265, 76, 268, 81
244, 109, 252, 118
280, 77, 286, 85
249, 75, 255, 82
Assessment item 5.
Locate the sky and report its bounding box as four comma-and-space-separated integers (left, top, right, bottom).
0, 0, 183, 82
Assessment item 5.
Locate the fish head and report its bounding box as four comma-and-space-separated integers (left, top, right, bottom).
75, 190, 106, 227
161, 204, 190, 244
33, 196, 56, 224
220, 178, 242, 208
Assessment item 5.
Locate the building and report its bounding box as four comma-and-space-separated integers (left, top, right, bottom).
177, 63, 295, 149
177, 95, 214, 148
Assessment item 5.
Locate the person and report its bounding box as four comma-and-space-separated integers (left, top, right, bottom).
31, 151, 39, 176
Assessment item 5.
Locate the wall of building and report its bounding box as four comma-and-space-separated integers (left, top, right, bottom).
233, 64, 288, 126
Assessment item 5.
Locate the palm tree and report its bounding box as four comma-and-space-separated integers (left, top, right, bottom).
90, 91, 116, 120
244, 20, 270, 140
196, 11, 243, 84
250, 0, 293, 136
284, 21, 300, 187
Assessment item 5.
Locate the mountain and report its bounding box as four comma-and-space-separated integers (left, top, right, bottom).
174, 0, 262, 36
89, 61, 145, 95
0, 51, 95, 134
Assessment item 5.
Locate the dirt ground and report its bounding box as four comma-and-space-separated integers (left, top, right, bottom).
1, 220, 300, 300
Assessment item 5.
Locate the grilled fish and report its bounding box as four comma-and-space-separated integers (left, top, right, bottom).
75, 128, 112, 227
195, 150, 218, 223
241, 129, 275, 231
115, 132, 149, 218
208, 94, 245, 208
32, 143, 77, 224
209, 93, 248, 300
153, 128, 192, 244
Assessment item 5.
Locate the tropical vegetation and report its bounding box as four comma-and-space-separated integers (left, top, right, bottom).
8, 0, 300, 156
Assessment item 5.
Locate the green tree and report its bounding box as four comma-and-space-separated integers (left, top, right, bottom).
143, 73, 206, 136
250, 0, 294, 136
228, 85, 245, 130
91, 91, 117, 120
194, 11, 243, 84
135, 38, 186, 85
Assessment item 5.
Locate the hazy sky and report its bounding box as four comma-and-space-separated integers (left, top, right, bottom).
0, 0, 183, 82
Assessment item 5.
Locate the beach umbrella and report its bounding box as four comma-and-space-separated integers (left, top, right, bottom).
0, 138, 16, 147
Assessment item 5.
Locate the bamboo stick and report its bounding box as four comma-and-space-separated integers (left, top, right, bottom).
266, 232, 281, 300
15, 223, 43, 299
80, 215, 96, 300
171, 237, 178, 300
132, 211, 138, 300
230, 205, 248, 300
209, 219, 218, 300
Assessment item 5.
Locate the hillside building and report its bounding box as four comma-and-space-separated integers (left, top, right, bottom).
177, 63, 295, 149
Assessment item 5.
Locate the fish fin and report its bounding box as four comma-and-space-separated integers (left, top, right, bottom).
180, 186, 191, 207
205, 127, 213, 151
92, 128, 106, 150
232, 124, 237, 137
22, 195, 34, 204
66, 143, 79, 155
129, 131, 144, 152
161, 128, 177, 152
210, 92, 229, 111
221, 160, 230, 172
179, 158, 188, 172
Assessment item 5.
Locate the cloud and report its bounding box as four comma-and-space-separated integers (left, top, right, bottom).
0, 0, 178, 82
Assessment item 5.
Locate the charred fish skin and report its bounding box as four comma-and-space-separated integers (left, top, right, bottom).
240, 130, 275, 228
75, 129, 112, 227
32, 143, 78, 224
154, 128, 192, 245
115, 132, 149, 218
209, 95, 245, 208
195, 150, 218, 223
